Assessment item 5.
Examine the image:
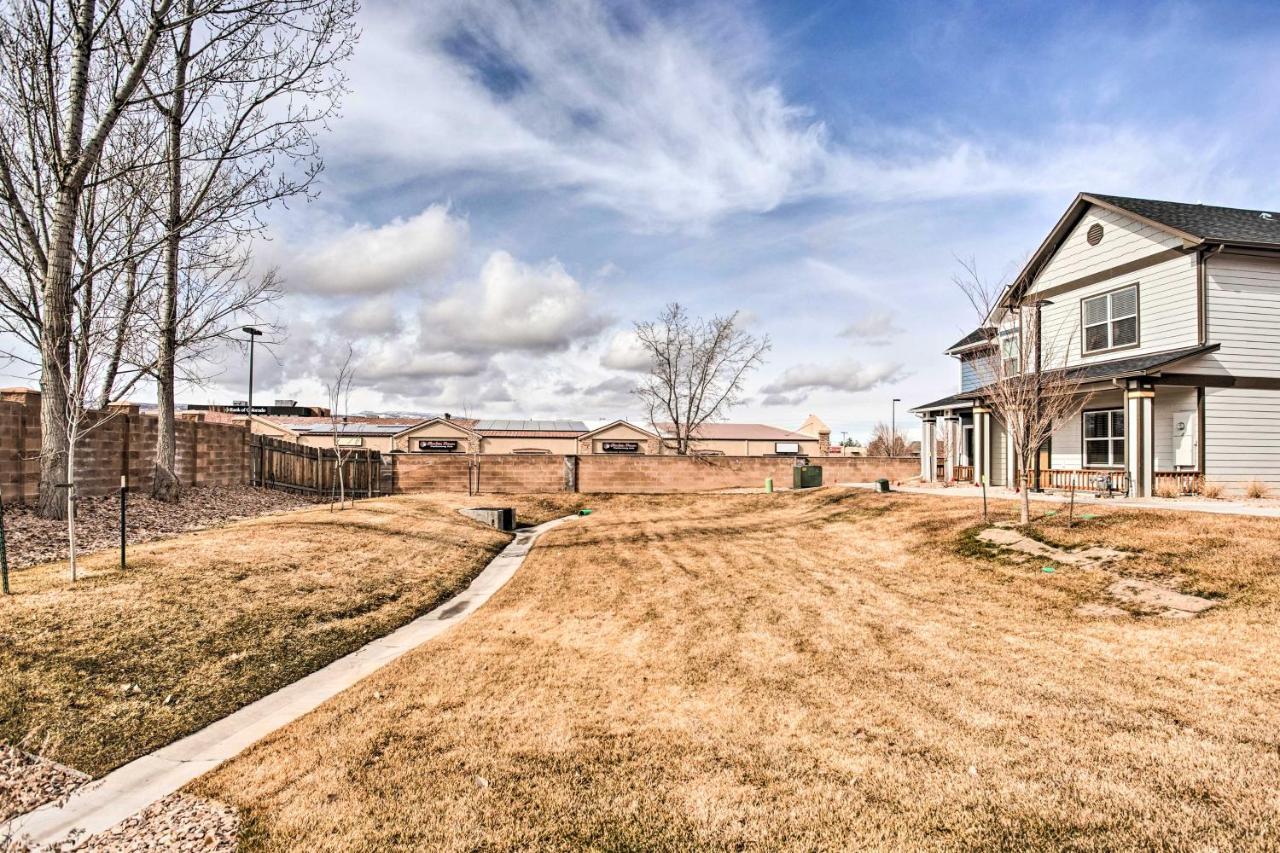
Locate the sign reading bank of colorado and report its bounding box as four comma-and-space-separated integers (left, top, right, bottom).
602, 441, 640, 453
417, 439, 459, 452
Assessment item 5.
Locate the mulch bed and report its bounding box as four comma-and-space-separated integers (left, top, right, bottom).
1, 486, 310, 571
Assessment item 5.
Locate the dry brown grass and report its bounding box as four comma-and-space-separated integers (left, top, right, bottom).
196, 489, 1280, 851
1245, 480, 1270, 499
1202, 481, 1225, 499
0, 493, 575, 777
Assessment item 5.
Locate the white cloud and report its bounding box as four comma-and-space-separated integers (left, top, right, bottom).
335, 1, 836, 229
761, 361, 907, 402
335, 295, 403, 337
838, 311, 904, 346
421, 250, 609, 354
283, 205, 467, 295
600, 329, 650, 372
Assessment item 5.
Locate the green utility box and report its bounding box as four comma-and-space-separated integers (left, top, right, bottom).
793, 465, 823, 489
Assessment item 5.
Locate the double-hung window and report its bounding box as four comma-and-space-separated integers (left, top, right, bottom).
1000, 332, 1020, 376
1082, 285, 1138, 353
1083, 409, 1125, 467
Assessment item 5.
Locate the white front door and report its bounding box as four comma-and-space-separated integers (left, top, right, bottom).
1173, 410, 1197, 469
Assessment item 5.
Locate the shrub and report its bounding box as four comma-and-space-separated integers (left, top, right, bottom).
1246, 480, 1270, 499
1154, 482, 1181, 499
1201, 481, 1224, 499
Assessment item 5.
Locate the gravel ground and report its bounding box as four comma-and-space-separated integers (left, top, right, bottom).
0, 745, 88, 825
1, 486, 310, 570
75, 793, 239, 852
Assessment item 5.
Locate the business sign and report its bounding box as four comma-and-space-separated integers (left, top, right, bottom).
336, 436, 364, 447
417, 439, 459, 452
775, 442, 801, 455
602, 441, 640, 453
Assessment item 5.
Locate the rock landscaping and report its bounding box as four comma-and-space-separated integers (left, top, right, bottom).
1, 745, 87, 825
1, 486, 309, 570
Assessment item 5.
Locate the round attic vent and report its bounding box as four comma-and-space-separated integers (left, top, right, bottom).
1086, 223, 1104, 246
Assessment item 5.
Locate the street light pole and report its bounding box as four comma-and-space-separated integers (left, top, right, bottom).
892, 397, 902, 456
242, 326, 263, 415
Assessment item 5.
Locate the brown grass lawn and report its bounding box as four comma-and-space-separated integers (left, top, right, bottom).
0, 493, 588, 782
195, 489, 1280, 851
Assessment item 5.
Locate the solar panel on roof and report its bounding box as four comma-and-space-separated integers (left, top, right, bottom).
473, 418, 588, 432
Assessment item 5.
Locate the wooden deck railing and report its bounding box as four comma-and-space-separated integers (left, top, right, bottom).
1036, 468, 1128, 494
1154, 470, 1203, 496
953, 465, 974, 482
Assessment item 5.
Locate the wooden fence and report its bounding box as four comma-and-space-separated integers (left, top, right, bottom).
250, 435, 385, 498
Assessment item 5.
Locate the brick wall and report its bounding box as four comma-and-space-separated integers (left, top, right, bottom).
389, 451, 918, 495
0, 390, 249, 503
575, 454, 918, 494
392, 454, 472, 493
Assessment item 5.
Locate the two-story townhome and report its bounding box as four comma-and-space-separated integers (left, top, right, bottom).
913, 192, 1280, 497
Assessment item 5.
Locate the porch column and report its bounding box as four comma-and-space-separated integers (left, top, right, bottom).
972, 406, 991, 486
1125, 381, 1155, 497
919, 416, 936, 482
943, 414, 958, 482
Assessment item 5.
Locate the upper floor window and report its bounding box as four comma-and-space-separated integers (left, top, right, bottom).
1082, 285, 1138, 354
1000, 333, 1020, 376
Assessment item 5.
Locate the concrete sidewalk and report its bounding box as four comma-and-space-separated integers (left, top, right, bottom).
8, 514, 577, 850
841, 482, 1280, 518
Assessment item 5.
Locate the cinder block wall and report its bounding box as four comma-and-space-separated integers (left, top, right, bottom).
575, 455, 918, 494
0, 389, 250, 502
390, 452, 918, 495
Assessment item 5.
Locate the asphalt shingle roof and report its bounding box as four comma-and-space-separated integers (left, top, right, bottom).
911, 345, 1218, 413
945, 328, 993, 352
1089, 194, 1280, 246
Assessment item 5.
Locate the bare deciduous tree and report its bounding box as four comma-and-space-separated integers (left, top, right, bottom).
633, 303, 770, 454
867, 422, 909, 457
326, 346, 356, 510
145, 0, 357, 501
0, 0, 177, 518
954, 257, 1090, 523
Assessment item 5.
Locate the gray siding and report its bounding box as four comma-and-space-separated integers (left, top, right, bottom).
1204, 388, 1280, 492
1034, 253, 1198, 370
959, 352, 995, 392
1029, 205, 1182, 293
1178, 253, 1280, 377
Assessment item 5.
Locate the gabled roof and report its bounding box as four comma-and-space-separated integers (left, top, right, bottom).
945, 328, 995, 354
578, 419, 658, 439
1004, 192, 1280, 308
393, 416, 479, 438
795, 413, 831, 437
1088, 194, 1280, 247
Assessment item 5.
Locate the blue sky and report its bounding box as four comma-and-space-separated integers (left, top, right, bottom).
22, 0, 1280, 440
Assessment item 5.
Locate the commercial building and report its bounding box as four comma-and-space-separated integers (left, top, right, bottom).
250, 413, 835, 457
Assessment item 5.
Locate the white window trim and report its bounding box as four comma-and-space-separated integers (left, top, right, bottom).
1081, 284, 1139, 355
1083, 408, 1125, 468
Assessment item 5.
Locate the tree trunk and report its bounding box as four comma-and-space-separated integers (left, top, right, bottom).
37, 190, 80, 520
1020, 482, 1030, 525
152, 19, 190, 502
66, 438, 78, 581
